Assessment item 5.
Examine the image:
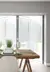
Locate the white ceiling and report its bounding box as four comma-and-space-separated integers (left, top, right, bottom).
0, 0, 50, 2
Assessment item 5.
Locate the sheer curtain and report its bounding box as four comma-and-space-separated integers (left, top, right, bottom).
0, 16, 16, 49
6, 16, 16, 48
19, 16, 29, 49
19, 16, 42, 49
19, 16, 42, 63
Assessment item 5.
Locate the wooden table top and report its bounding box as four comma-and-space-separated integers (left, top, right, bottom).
15, 49, 40, 59
0, 49, 40, 59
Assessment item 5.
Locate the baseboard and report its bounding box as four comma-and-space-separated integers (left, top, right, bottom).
44, 62, 50, 66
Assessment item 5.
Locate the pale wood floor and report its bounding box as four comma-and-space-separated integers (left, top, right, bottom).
18, 59, 50, 72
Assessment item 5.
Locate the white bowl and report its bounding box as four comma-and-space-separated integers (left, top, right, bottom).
3, 48, 13, 53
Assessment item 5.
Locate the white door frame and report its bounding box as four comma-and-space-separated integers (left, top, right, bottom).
16, 15, 45, 64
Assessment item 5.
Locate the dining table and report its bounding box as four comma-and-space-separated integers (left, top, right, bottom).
0, 49, 40, 72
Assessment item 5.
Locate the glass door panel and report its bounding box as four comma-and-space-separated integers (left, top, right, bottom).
19, 16, 29, 49
19, 16, 42, 63
6, 16, 16, 48
0, 16, 16, 49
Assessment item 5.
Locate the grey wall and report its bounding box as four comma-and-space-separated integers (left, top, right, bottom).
0, 2, 46, 13
0, 0, 50, 1
0, 2, 48, 13
0, 2, 49, 69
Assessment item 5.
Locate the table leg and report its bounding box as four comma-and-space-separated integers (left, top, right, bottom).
22, 59, 27, 72
27, 59, 32, 72
22, 59, 32, 72
27, 61, 30, 72
19, 59, 23, 68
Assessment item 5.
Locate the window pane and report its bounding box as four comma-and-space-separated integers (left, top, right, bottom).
0, 16, 6, 41
6, 16, 16, 48
19, 16, 42, 63
19, 16, 29, 48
